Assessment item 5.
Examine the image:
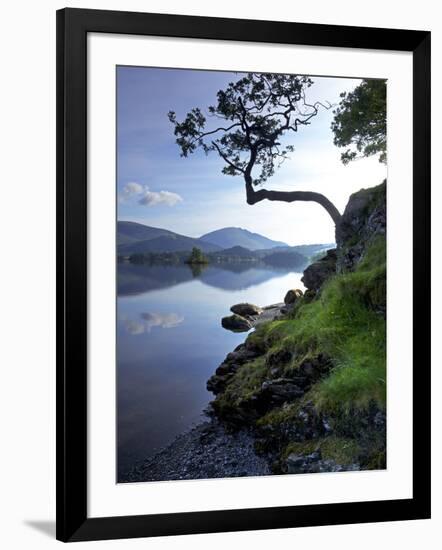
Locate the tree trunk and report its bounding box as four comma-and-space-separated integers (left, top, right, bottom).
245, 179, 341, 226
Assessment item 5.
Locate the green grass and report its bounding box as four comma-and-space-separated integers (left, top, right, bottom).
213, 236, 386, 449
245, 236, 386, 414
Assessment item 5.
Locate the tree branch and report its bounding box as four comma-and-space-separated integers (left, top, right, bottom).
212, 141, 245, 174
245, 182, 341, 225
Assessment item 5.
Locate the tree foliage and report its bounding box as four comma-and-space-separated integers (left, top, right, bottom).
168, 73, 329, 187
186, 247, 209, 265
331, 79, 386, 165
168, 72, 343, 227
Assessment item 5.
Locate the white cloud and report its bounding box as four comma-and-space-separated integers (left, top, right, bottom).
138, 189, 183, 207
119, 181, 183, 207
119, 181, 144, 203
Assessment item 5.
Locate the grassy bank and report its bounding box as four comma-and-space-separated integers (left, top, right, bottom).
212, 236, 386, 470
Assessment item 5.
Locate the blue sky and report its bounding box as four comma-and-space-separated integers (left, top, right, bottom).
117, 66, 386, 245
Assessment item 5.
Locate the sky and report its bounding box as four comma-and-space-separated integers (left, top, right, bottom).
117, 66, 387, 245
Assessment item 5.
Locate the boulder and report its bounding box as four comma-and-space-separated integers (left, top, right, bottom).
207, 374, 229, 394
284, 289, 303, 305
265, 348, 293, 368
336, 181, 386, 272
230, 303, 262, 317
221, 314, 252, 332
260, 378, 304, 404
301, 249, 337, 292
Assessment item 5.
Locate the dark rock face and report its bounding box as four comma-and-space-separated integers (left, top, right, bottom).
265, 348, 293, 369
301, 249, 337, 292
207, 344, 263, 395
257, 402, 331, 452
336, 181, 386, 272
230, 303, 262, 317
221, 313, 252, 332
260, 379, 304, 405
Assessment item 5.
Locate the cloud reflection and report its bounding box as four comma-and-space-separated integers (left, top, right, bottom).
121, 312, 184, 335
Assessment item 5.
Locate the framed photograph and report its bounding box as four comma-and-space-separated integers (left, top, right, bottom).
56, 8, 431, 542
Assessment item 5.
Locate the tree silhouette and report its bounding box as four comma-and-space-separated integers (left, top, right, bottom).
168, 73, 341, 227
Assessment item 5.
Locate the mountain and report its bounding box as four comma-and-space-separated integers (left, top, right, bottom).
117, 221, 177, 246
213, 246, 257, 258
200, 227, 288, 251
117, 221, 332, 257
262, 251, 307, 268
255, 243, 335, 259
118, 235, 221, 255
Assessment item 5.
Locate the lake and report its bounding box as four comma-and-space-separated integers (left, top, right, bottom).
117, 262, 305, 479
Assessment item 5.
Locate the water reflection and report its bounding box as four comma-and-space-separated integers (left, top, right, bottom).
121, 312, 185, 335
118, 261, 306, 296
117, 262, 305, 479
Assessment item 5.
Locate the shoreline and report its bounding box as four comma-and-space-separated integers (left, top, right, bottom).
119, 416, 271, 483
120, 300, 288, 483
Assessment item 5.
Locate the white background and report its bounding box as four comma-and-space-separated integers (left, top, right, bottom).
0, 0, 439, 548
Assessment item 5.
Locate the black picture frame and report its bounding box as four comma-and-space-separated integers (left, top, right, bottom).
56, 7, 431, 542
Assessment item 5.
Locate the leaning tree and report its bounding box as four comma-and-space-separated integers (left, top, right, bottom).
168, 73, 342, 227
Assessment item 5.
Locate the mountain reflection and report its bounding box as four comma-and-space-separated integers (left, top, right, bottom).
118, 262, 302, 296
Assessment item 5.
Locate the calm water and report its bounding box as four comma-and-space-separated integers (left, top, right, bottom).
117, 262, 305, 477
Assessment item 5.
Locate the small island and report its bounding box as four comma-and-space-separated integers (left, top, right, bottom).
184, 246, 209, 265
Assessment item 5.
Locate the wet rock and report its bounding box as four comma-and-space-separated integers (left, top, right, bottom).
221, 314, 252, 332
301, 249, 337, 292
230, 303, 263, 317
284, 289, 303, 305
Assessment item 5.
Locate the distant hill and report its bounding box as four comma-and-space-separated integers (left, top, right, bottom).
256, 243, 335, 260
117, 221, 177, 246
117, 221, 333, 258
117, 221, 221, 254
118, 235, 221, 255
263, 251, 307, 268
213, 246, 257, 258
200, 227, 288, 251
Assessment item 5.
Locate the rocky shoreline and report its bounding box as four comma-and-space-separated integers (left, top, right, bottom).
122, 182, 387, 483
120, 417, 271, 482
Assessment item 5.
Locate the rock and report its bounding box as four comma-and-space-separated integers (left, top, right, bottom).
336, 181, 386, 272
261, 379, 304, 404
207, 373, 232, 394
297, 354, 332, 385
215, 362, 239, 376
301, 248, 337, 292
284, 289, 303, 305
303, 289, 317, 302
230, 303, 263, 317
221, 314, 252, 332
224, 346, 260, 365
266, 348, 293, 368
285, 452, 360, 474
